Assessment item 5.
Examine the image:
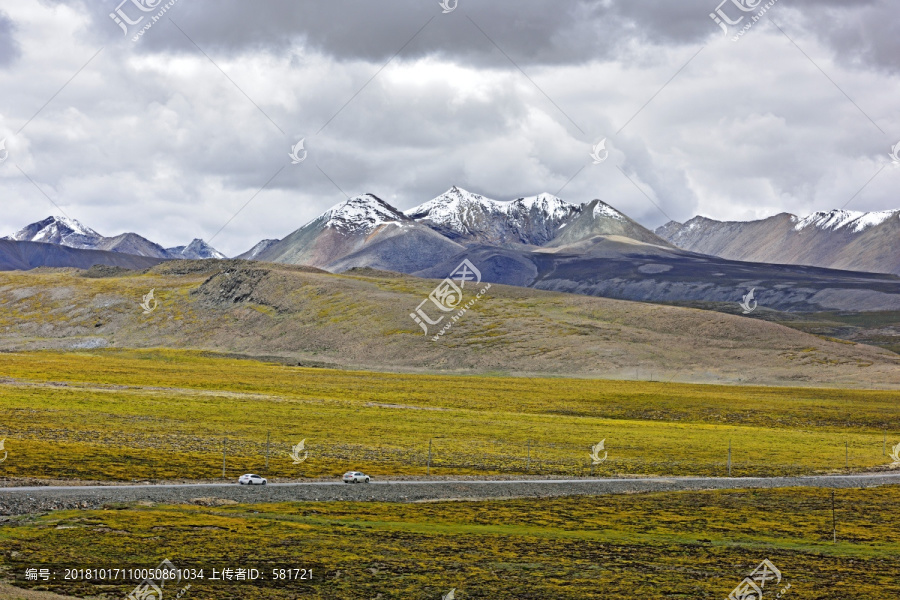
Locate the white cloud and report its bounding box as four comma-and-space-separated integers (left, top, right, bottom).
0, 0, 898, 256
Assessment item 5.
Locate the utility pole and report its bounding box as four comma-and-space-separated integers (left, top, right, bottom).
884, 431, 887, 457
222, 437, 227, 479
727, 439, 732, 477
427, 438, 433, 476
832, 490, 836, 544
265, 432, 270, 471
845, 441, 849, 469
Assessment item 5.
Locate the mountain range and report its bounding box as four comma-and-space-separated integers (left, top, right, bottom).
2, 216, 225, 260
243, 188, 900, 312
656, 210, 900, 276
3, 190, 900, 313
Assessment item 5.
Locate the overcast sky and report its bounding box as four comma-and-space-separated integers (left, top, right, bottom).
1, 0, 898, 256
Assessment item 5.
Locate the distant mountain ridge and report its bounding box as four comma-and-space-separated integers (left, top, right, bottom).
6, 196, 900, 314
252, 187, 671, 272
405, 186, 669, 247
3, 216, 224, 261
656, 209, 900, 276
247, 189, 900, 313
0, 239, 165, 271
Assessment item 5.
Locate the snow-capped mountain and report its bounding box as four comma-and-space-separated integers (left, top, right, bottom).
166, 239, 227, 260
3, 216, 225, 261
656, 209, 900, 276
5, 216, 103, 248
406, 187, 669, 248
322, 194, 411, 233
405, 187, 580, 246
253, 194, 464, 272
251, 188, 672, 274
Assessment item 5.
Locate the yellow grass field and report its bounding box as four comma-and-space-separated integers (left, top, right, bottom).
2, 486, 899, 598
0, 349, 898, 481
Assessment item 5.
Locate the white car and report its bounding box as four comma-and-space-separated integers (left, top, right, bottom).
238, 473, 267, 485
342, 471, 370, 484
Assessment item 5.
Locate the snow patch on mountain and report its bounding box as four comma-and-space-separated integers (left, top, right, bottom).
515, 193, 579, 222
592, 202, 625, 221
793, 209, 900, 233
322, 194, 408, 234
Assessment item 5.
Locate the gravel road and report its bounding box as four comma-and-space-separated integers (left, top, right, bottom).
2, 473, 900, 515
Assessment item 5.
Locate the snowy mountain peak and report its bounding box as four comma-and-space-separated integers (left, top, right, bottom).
323, 194, 408, 233
793, 209, 900, 234
166, 239, 226, 260
405, 187, 502, 223
6, 215, 102, 246
590, 200, 627, 222
406, 188, 586, 246
513, 193, 580, 221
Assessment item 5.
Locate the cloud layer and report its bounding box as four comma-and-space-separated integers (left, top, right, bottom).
0, 0, 898, 256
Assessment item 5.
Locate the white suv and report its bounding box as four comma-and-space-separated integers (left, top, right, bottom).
238, 474, 267, 485
342, 471, 370, 484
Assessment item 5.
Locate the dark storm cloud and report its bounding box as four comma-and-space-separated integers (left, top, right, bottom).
61, 0, 898, 75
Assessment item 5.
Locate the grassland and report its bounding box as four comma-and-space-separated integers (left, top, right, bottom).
0, 349, 898, 481
666, 301, 900, 357
1, 486, 899, 598
1, 262, 898, 388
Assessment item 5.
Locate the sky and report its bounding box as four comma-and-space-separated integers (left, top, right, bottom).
0, 0, 898, 256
